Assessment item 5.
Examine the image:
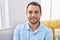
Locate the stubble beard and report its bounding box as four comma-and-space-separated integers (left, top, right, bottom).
29, 19, 40, 25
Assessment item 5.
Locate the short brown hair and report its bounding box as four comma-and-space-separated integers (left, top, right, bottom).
27, 1, 41, 12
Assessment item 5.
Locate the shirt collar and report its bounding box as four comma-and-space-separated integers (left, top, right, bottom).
37, 23, 43, 32
25, 22, 44, 32
25, 23, 30, 30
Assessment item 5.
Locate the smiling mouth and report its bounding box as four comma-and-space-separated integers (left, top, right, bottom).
31, 18, 36, 20
31, 18, 37, 21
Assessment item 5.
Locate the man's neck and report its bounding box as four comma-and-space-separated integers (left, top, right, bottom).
29, 22, 40, 32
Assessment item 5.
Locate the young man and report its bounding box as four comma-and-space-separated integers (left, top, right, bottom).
13, 1, 53, 40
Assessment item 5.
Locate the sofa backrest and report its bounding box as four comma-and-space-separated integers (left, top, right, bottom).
42, 19, 60, 30
0, 26, 15, 40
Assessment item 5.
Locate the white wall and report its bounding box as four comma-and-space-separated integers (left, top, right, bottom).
8, 0, 27, 26
51, 0, 60, 20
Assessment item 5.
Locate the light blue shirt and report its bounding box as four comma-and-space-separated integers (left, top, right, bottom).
13, 23, 53, 40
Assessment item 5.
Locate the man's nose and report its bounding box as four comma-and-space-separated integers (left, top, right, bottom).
32, 12, 35, 17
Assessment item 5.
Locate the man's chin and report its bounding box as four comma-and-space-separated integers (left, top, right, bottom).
30, 21, 38, 24
29, 19, 40, 24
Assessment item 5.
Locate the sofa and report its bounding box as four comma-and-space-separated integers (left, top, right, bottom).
42, 19, 60, 40
0, 26, 15, 40
0, 19, 60, 40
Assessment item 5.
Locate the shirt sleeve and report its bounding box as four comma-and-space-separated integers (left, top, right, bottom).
45, 30, 53, 40
13, 25, 20, 40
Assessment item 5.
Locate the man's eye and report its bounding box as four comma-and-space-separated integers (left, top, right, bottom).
35, 11, 38, 14
29, 11, 32, 14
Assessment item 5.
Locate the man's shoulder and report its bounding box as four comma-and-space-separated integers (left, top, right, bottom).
15, 23, 27, 30
41, 23, 52, 33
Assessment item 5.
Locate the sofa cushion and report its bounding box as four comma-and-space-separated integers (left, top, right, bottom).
0, 26, 15, 40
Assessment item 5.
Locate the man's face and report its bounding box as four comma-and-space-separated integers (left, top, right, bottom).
26, 5, 42, 24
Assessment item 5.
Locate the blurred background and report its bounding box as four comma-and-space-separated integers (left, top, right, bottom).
0, 0, 60, 28
0, 0, 60, 40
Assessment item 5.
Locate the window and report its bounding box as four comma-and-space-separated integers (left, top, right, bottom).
0, 8, 1, 28
0, 0, 9, 28
41, 0, 60, 21
41, 0, 51, 21
51, 0, 60, 20
0, 0, 1, 28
